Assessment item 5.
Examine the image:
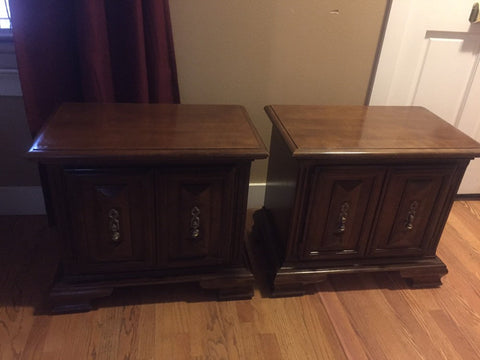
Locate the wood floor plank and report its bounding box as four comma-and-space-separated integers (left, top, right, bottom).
135, 302, 156, 360
430, 309, 478, 360
317, 282, 375, 360
193, 301, 231, 359
0, 216, 50, 360
211, 301, 245, 359
258, 333, 283, 360
82, 310, 113, 360
19, 315, 50, 360
377, 276, 461, 360
326, 273, 449, 360
295, 294, 347, 359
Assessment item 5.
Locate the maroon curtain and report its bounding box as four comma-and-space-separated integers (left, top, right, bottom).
10, 0, 180, 137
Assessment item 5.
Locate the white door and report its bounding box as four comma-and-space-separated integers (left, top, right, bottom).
370, 0, 480, 194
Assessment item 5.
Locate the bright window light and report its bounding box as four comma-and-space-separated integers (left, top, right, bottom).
0, 0, 11, 29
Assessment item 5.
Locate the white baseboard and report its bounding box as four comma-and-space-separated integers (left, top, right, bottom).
0, 184, 266, 215
0, 186, 46, 215
247, 182, 266, 210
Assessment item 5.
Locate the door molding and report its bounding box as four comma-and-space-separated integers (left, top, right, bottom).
369, 0, 412, 105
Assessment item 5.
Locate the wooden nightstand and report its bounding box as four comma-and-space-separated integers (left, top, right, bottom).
28, 103, 267, 313
254, 105, 480, 296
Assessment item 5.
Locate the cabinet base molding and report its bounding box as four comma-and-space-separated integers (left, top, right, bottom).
271, 270, 328, 297
199, 273, 254, 300
270, 259, 448, 297
50, 286, 114, 314
49, 266, 254, 313
253, 207, 448, 297
399, 264, 448, 288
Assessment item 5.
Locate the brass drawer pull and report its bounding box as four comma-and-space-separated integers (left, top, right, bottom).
108, 208, 121, 243
405, 201, 418, 231
336, 202, 350, 234
190, 206, 201, 239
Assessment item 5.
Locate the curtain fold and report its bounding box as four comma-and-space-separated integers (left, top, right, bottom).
10, 0, 180, 137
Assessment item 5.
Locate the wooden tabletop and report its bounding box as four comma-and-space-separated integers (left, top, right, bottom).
265, 105, 480, 159
28, 103, 268, 163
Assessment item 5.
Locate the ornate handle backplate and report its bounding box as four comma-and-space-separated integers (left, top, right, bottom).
335, 202, 350, 234
190, 206, 201, 239
108, 208, 121, 244
405, 201, 418, 231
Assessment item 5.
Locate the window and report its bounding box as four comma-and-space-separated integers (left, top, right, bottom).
0, 0, 11, 29
0, 0, 19, 96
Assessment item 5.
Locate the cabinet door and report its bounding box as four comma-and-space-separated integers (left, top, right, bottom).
300, 167, 385, 259
368, 165, 455, 257
157, 167, 235, 267
65, 169, 155, 273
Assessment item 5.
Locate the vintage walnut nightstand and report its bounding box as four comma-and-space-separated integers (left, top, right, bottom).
28, 103, 267, 313
254, 105, 480, 296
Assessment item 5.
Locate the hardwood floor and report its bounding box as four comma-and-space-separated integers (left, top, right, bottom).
1, 201, 480, 359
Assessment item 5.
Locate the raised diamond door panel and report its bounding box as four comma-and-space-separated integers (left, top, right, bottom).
157, 167, 236, 267
368, 165, 455, 257
301, 167, 385, 260
65, 169, 155, 273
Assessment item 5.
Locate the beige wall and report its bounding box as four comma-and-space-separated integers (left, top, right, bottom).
1, 0, 388, 187
169, 0, 388, 182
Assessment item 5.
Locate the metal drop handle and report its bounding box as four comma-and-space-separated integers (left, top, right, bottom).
405, 201, 418, 231
108, 208, 121, 243
190, 206, 201, 239
335, 202, 350, 234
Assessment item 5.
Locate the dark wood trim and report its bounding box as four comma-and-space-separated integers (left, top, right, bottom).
50, 265, 254, 313
455, 193, 480, 201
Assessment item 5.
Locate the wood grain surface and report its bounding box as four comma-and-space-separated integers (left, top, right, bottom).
27, 103, 268, 163
265, 105, 480, 159
1, 201, 480, 359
